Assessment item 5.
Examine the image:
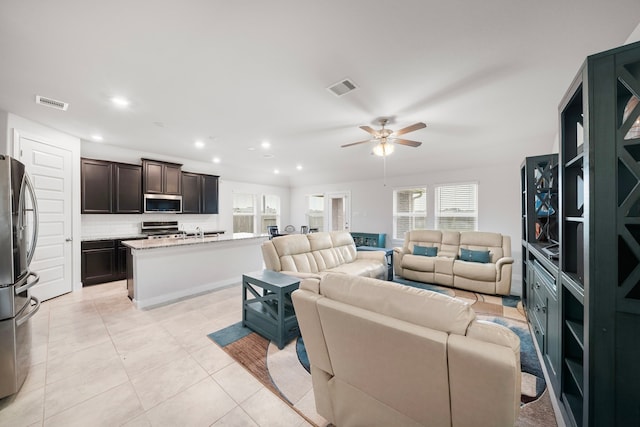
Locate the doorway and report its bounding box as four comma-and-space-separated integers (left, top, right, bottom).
326, 191, 351, 232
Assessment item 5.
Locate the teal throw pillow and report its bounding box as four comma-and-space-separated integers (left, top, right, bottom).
459, 248, 491, 263
413, 245, 438, 257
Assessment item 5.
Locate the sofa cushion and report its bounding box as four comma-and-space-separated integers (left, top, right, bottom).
413, 245, 438, 256
319, 273, 475, 336
402, 254, 436, 272
453, 260, 497, 281
328, 260, 387, 279
459, 248, 491, 263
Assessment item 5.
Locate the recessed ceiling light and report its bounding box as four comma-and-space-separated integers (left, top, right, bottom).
194, 140, 205, 148
274, 169, 279, 174
91, 134, 104, 142
111, 96, 130, 107
248, 147, 256, 151
263, 154, 274, 159
296, 164, 303, 171
261, 141, 271, 149
212, 157, 221, 164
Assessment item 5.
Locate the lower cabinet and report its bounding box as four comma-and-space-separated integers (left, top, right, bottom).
82, 239, 141, 285
526, 254, 561, 392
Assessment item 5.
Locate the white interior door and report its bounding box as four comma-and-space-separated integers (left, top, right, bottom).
16, 133, 73, 301
326, 192, 351, 231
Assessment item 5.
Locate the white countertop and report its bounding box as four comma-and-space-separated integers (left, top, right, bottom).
122, 232, 268, 250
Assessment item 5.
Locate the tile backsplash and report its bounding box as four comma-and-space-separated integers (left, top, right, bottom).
81, 214, 222, 239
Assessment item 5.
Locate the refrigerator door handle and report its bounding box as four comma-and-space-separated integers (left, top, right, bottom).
14, 270, 39, 295
16, 296, 40, 327
23, 171, 39, 267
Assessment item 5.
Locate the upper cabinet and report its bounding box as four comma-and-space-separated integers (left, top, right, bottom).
81, 158, 142, 214
181, 172, 219, 214
142, 159, 182, 195
181, 172, 201, 214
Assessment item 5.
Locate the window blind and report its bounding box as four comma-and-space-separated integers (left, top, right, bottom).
435, 183, 478, 231
393, 188, 427, 239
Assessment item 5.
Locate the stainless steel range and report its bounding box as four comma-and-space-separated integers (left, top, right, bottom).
0, 155, 40, 399
141, 220, 183, 239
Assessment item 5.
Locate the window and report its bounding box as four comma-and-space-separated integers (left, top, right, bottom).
260, 194, 280, 233
393, 187, 427, 239
435, 183, 478, 231
306, 194, 324, 232
233, 193, 256, 233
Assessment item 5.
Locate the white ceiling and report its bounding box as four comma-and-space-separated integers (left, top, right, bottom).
1, 1, 639, 187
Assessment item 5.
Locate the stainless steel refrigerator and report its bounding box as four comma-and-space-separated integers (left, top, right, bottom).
0, 155, 40, 399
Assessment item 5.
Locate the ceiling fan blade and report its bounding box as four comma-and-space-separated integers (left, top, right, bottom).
359, 125, 379, 136
341, 140, 372, 148
394, 139, 422, 147
393, 122, 426, 136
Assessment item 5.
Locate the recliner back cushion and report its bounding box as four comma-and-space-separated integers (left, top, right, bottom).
459, 232, 505, 263
272, 235, 319, 273
406, 230, 442, 253
320, 273, 475, 335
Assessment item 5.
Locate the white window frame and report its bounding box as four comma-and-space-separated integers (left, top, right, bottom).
392, 186, 428, 240
434, 182, 478, 231
260, 194, 280, 233
232, 193, 256, 233
306, 194, 325, 232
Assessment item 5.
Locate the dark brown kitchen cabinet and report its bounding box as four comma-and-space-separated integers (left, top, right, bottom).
81, 159, 112, 213
114, 163, 142, 213
82, 238, 143, 285
81, 158, 142, 214
81, 240, 116, 285
142, 159, 182, 195
180, 172, 219, 214
202, 174, 219, 214
181, 172, 202, 214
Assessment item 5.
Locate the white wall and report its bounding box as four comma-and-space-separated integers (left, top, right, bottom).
291, 162, 524, 295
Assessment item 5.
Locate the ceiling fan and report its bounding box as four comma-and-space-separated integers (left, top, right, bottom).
341, 118, 426, 156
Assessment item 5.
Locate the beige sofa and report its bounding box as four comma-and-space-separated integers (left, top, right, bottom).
292, 273, 521, 427
261, 231, 387, 280
394, 230, 514, 295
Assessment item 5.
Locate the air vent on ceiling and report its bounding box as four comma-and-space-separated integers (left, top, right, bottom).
35, 95, 69, 111
327, 78, 358, 97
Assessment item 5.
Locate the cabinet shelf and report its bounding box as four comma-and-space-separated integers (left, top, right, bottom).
566, 320, 584, 350
564, 217, 584, 223
565, 153, 584, 168
565, 358, 584, 397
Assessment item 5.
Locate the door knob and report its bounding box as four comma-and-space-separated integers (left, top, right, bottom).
65, 237, 73, 242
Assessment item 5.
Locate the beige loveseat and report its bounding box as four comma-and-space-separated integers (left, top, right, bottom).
394, 230, 514, 295
292, 273, 521, 427
261, 231, 387, 280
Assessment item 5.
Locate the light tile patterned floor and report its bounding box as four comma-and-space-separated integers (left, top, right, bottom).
0, 281, 311, 427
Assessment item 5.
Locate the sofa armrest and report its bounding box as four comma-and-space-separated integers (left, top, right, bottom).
279, 271, 323, 281
393, 246, 408, 255
496, 257, 514, 269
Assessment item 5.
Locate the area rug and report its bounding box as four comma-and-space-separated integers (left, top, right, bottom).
208, 279, 558, 427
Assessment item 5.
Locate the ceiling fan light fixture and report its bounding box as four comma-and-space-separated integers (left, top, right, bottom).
373, 142, 394, 157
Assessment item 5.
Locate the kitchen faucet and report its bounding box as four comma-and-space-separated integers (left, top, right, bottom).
195, 226, 204, 239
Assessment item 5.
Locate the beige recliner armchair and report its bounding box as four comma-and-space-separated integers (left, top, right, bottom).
292, 273, 521, 427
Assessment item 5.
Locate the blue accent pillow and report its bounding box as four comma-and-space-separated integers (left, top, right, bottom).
413, 245, 438, 257
459, 248, 491, 263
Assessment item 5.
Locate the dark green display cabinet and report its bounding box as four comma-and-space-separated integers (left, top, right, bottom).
557, 40, 640, 427
520, 154, 561, 394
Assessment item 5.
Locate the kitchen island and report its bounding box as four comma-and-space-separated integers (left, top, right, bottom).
122, 233, 269, 309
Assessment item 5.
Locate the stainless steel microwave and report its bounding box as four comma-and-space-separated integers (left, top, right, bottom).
143, 194, 182, 213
